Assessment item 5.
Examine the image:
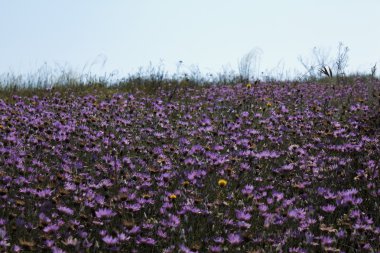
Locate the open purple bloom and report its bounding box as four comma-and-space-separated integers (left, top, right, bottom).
95, 208, 116, 219
321, 204, 336, 213
57, 206, 74, 216
137, 236, 156, 246
213, 236, 224, 244
235, 210, 251, 221
209, 245, 222, 252
288, 208, 306, 220
102, 235, 119, 245
320, 236, 335, 246
227, 233, 242, 245
289, 247, 307, 253
43, 224, 60, 233
36, 189, 53, 198
51, 246, 66, 253
167, 214, 180, 228
179, 244, 196, 253
242, 184, 254, 195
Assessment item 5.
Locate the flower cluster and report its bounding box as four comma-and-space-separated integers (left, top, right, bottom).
0, 80, 379, 252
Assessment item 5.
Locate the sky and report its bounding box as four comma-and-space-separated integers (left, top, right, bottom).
1, 0, 379, 80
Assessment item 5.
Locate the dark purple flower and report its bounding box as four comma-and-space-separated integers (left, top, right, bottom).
117, 233, 129, 241
127, 226, 141, 235
289, 247, 307, 253
258, 204, 268, 213
57, 206, 74, 216
157, 228, 168, 238
288, 208, 306, 220
179, 244, 195, 253
43, 224, 60, 233
209, 245, 222, 252
321, 204, 336, 213
235, 210, 251, 221
36, 189, 54, 198
227, 233, 242, 245
13, 245, 22, 252
167, 214, 180, 228
51, 246, 65, 253
241, 184, 254, 195
320, 236, 334, 246
102, 235, 119, 245
213, 236, 224, 244
137, 236, 156, 246
95, 208, 116, 219
237, 221, 251, 229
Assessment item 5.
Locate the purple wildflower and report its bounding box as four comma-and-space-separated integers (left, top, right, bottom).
289, 247, 307, 253
43, 224, 60, 233
288, 208, 306, 220
52, 246, 66, 253
321, 204, 336, 213
227, 233, 242, 245
209, 245, 222, 252
320, 236, 335, 246
213, 236, 224, 244
95, 208, 116, 219
242, 184, 254, 195
235, 210, 251, 221
136, 236, 156, 246
57, 206, 74, 216
102, 235, 119, 245
36, 189, 53, 198
179, 244, 195, 253
168, 214, 180, 228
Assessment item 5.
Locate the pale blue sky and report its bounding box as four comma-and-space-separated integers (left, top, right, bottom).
1, 0, 379, 79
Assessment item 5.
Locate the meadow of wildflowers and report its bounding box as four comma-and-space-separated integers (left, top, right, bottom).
0, 79, 380, 252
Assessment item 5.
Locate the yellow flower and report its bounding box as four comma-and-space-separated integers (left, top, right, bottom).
218, 179, 228, 187
266, 102, 272, 107
246, 83, 252, 89
169, 194, 177, 200
182, 181, 190, 187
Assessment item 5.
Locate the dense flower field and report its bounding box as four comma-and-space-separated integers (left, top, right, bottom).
1, 80, 380, 252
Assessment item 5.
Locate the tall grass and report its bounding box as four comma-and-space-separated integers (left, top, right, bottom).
0, 60, 379, 102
